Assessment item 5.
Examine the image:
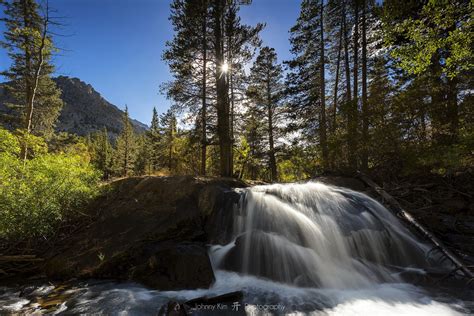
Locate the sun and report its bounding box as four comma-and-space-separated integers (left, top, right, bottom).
221, 62, 229, 73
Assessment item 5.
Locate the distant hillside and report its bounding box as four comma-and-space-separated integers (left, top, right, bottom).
0, 76, 148, 138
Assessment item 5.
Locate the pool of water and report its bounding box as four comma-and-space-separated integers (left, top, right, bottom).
0, 270, 472, 315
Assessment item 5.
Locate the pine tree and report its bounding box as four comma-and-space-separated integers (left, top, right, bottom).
248, 47, 284, 182
326, 0, 345, 133
238, 100, 266, 180
114, 106, 136, 177
287, 0, 328, 171
360, 0, 369, 171
211, 0, 232, 177
134, 134, 151, 176
159, 109, 177, 172
164, 0, 261, 177
224, 2, 263, 164
147, 107, 161, 172
101, 128, 113, 179
324, 0, 354, 170
163, 0, 212, 175
367, 56, 398, 169
88, 128, 112, 179
1, 0, 63, 157
347, 0, 359, 171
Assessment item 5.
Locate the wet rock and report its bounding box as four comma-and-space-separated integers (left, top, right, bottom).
400, 267, 474, 290
294, 274, 318, 287
204, 188, 242, 245
158, 301, 188, 316
221, 231, 320, 287
19, 285, 37, 297
94, 241, 215, 290
398, 269, 434, 286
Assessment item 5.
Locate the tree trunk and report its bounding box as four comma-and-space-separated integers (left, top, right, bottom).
21, 0, 49, 161
21, 0, 32, 134
229, 58, 235, 175
429, 54, 447, 145
124, 135, 129, 177
266, 79, 277, 182
446, 77, 458, 143
214, 0, 232, 177
229, 73, 235, 174
443, 23, 459, 144
358, 173, 474, 280
332, 14, 343, 133
168, 139, 173, 171
201, 4, 208, 176
343, 9, 354, 169
227, 7, 236, 177
348, 1, 359, 171
343, 8, 351, 103
167, 123, 173, 172
361, 0, 368, 171
319, 0, 328, 171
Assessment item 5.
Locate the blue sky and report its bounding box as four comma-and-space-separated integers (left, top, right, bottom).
0, 0, 301, 125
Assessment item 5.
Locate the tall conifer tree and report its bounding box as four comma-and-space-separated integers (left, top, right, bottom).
287, 0, 328, 170
248, 47, 284, 182
1, 0, 63, 158
115, 106, 136, 177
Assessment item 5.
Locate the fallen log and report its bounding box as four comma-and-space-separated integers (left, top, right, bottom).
357, 173, 474, 280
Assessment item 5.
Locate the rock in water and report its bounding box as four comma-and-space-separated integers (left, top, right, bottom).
94, 241, 215, 290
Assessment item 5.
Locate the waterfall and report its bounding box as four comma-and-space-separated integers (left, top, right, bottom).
1, 181, 468, 315
211, 181, 447, 289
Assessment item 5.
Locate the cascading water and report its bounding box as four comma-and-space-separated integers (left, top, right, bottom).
204, 181, 471, 315
212, 181, 437, 288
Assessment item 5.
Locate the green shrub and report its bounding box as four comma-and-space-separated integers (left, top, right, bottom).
0, 129, 100, 240
0, 128, 20, 156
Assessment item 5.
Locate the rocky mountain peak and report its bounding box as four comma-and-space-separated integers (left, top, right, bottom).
0, 76, 148, 139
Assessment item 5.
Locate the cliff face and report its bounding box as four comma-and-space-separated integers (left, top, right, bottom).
0, 76, 148, 138
53, 76, 147, 137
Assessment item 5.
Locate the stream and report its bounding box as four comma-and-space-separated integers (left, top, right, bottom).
1, 182, 473, 315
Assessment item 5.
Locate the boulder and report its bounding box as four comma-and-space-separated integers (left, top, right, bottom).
94, 241, 215, 290
43, 176, 246, 290
204, 188, 242, 245
221, 231, 321, 287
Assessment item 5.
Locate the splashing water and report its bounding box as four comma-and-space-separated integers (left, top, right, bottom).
213, 182, 437, 288
0, 181, 471, 315
206, 181, 470, 314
